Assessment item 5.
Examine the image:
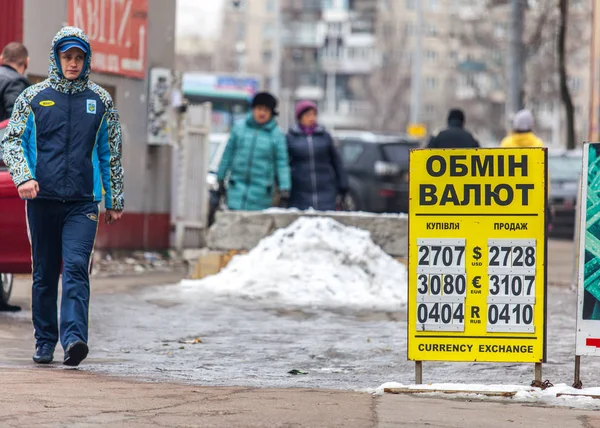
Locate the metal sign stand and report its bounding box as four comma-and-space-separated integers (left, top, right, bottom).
415, 361, 422, 384
414, 361, 543, 386
573, 355, 582, 388
572, 170, 584, 388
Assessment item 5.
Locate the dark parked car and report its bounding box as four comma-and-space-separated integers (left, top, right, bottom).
0, 119, 32, 305
548, 149, 583, 238
333, 131, 421, 213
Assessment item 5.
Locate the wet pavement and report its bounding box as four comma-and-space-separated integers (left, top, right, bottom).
0, 239, 596, 392
85, 284, 600, 389
1, 278, 597, 391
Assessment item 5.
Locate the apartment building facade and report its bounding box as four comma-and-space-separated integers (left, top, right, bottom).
216, 0, 591, 144
216, 0, 379, 130
385, 0, 591, 145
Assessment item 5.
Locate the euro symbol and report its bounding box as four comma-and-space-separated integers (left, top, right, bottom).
472, 276, 481, 289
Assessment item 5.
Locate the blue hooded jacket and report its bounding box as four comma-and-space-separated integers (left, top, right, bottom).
1, 26, 124, 210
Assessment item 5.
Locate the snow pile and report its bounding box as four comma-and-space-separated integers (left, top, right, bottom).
263, 207, 408, 218
369, 382, 600, 409
181, 217, 407, 309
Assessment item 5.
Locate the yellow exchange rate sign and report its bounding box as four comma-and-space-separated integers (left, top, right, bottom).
408, 148, 547, 363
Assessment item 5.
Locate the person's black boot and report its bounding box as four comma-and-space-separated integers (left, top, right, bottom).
33, 343, 55, 364
63, 341, 89, 367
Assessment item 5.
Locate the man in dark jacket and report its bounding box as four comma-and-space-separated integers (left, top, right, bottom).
0, 42, 30, 121
427, 109, 479, 149
0, 43, 29, 312
1, 27, 124, 367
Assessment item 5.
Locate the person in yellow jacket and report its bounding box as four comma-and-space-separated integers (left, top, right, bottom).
501, 109, 551, 231
500, 109, 544, 148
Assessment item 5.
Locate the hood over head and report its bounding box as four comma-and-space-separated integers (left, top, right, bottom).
48, 26, 92, 93
512, 109, 534, 132
447, 108, 465, 128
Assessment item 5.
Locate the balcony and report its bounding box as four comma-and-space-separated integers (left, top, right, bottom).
320, 99, 371, 129
320, 44, 379, 74
281, 0, 322, 15
282, 22, 322, 47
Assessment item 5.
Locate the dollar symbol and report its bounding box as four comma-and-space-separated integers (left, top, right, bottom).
473, 246, 482, 260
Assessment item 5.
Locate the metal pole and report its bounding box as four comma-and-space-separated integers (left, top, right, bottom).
573, 355, 582, 388
270, 0, 282, 96
415, 361, 423, 384
507, 0, 526, 121
534, 362, 542, 384
409, 0, 423, 125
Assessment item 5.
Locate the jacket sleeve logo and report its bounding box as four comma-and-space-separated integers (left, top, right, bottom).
86, 99, 97, 114
39, 100, 55, 107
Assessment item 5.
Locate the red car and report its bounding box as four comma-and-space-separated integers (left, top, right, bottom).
0, 119, 31, 305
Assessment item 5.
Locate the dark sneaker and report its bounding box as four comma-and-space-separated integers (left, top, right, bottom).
33, 343, 55, 364
0, 302, 21, 312
63, 341, 89, 367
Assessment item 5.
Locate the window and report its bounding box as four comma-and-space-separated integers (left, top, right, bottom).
494, 22, 508, 38
339, 141, 364, 165
491, 49, 503, 65
382, 144, 413, 168
230, 0, 246, 10
262, 50, 273, 63
263, 23, 274, 39
382, 23, 395, 39
569, 77, 582, 93
428, 0, 439, 10
425, 76, 437, 89
462, 73, 476, 87
425, 50, 437, 62
405, 0, 416, 9
424, 24, 437, 37
266, 0, 275, 11
236, 23, 246, 40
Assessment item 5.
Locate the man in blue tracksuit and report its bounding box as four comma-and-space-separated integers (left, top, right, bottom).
1, 27, 124, 366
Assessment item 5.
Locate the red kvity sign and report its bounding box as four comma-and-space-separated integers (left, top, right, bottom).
68, 0, 148, 79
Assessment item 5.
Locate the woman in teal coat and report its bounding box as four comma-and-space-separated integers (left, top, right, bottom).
216, 92, 291, 211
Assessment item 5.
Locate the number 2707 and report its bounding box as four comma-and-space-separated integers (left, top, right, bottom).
418, 245, 465, 267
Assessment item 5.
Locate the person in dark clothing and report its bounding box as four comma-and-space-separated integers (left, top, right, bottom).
0, 43, 29, 312
1, 27, 124, 366
427, 108, 480, 149
0, 42, 30, 122
286, 100, 348, 211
